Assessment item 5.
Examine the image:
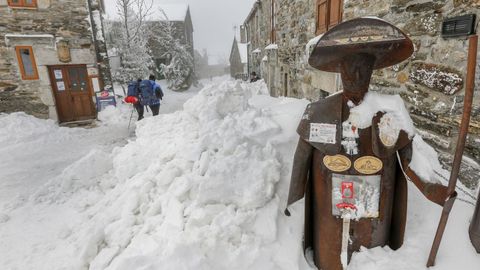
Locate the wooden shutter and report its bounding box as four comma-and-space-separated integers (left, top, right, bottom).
328, 0, 343, 30
316, 0, 328, 35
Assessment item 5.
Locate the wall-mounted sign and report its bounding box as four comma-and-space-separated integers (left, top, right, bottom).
442, 14, 476, 38
54, 69, 63, 79
91, 77, 100, 92
57, 81, 66, 91
57, 40, 71, 63
87, 67, 99, 76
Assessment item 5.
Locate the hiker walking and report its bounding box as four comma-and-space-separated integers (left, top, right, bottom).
137, 75, 164, 119
125, 75, 164, 121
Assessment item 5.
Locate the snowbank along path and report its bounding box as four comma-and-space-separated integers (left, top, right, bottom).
0, 78, 478, 270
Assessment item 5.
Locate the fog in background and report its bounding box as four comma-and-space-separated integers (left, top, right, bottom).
103, 0, 256, 64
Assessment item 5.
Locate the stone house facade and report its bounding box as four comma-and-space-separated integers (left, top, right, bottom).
229, 37, 248, 80
243, 0, 341, 100
0, 0, 111, 123
343, 0, 480, 188
243, 0, 480, 187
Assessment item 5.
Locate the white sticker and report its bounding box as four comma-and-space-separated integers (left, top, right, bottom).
57, 81, 66, 91
309, 123, 337, 144
54, 69, 63, 79
91, 77, 100, 92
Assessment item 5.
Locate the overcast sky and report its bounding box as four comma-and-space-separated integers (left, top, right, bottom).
103, 0, 257, 64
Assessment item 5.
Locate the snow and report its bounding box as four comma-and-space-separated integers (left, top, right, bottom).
410, 135, 447, 184
238, 43, 248, 64
305, 34, 322, 57
150, 4, 189, 22
265, 44, 278, 50
0, 78, 479, 270
346, 92, 451, 184
92, 10, 105, 42
347, 91, 415, 136
252, 48, 261, 53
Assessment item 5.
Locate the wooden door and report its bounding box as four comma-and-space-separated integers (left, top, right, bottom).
48, 65, 96, 123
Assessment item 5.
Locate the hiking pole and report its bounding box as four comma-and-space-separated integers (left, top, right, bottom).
127, 105, 135, 131
426, 33, 477, 267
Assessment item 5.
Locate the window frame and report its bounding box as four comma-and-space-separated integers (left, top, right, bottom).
15, 46, 39, 80
316, 0, 343, 35
7, 0, 37, 8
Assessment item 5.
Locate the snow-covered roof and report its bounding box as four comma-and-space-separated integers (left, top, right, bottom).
238, 43, 248, 64
252, 48, 261, 54
150, 4, 189, 22
265, 44, 278, 50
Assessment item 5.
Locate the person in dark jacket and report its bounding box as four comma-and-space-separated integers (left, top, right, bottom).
250, 72, 259, 82
132, 79, 144, 120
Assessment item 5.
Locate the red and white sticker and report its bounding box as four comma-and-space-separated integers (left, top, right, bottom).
341, 182, 354, 199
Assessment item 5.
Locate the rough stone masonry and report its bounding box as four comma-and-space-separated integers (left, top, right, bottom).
343, 0, 480, 188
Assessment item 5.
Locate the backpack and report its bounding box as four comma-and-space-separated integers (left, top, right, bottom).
139, 80, 159, 106
127, 81, 139, 97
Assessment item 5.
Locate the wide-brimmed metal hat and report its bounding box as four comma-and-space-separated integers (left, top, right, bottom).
308, 17, 413, 72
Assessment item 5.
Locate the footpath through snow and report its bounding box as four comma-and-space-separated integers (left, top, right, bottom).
0, 78, 479, 270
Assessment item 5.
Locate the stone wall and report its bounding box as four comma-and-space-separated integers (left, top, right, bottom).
344, 0, 480, 188
244, 0, 272, 77
266, 0, 339, 99
0, 0, 110, 120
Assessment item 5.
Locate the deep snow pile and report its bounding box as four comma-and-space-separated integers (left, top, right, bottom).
26, 79, 311, 270
0, 79, 479, 270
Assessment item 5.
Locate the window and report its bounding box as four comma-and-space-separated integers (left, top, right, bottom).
8, 0, 37, 8
15, 46, 39, 80
316, 0, 343, 35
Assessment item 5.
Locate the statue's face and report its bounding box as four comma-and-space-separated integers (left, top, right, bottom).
340, 53, 375, 98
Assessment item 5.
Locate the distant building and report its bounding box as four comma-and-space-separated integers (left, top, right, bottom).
229, 38, 248, 80
148, 4, 194, 76
0, 0, 111, 123
197, 50, 228, 79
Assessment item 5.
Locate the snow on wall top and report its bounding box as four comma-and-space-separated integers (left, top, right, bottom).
265, 43, 278, 50
150, 3, 189, 22
238, 43, 248, 64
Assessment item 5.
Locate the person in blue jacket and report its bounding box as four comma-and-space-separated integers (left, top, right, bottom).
137, 75, 164, 120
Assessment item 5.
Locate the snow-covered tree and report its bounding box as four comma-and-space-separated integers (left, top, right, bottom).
107, 0, 155, 87
150, 9, 195, 91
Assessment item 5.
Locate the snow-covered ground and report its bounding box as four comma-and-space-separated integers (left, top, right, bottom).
0, 78, 479, 270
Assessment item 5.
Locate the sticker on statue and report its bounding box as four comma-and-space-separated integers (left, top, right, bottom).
341, 121, 359, 155
309, 123, 337, 144
331, 174, 381, 219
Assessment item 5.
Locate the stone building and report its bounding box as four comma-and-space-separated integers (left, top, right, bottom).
107, 4, 195, 80
342, 0, 480, 188
0, 0, 112, 123
243, 0, 342, 99
229, 37, 248, 80
243, 0, 480, 187
149, 4, 194, 74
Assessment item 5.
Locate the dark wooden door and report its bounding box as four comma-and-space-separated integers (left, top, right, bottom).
48, 65, 96, 123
